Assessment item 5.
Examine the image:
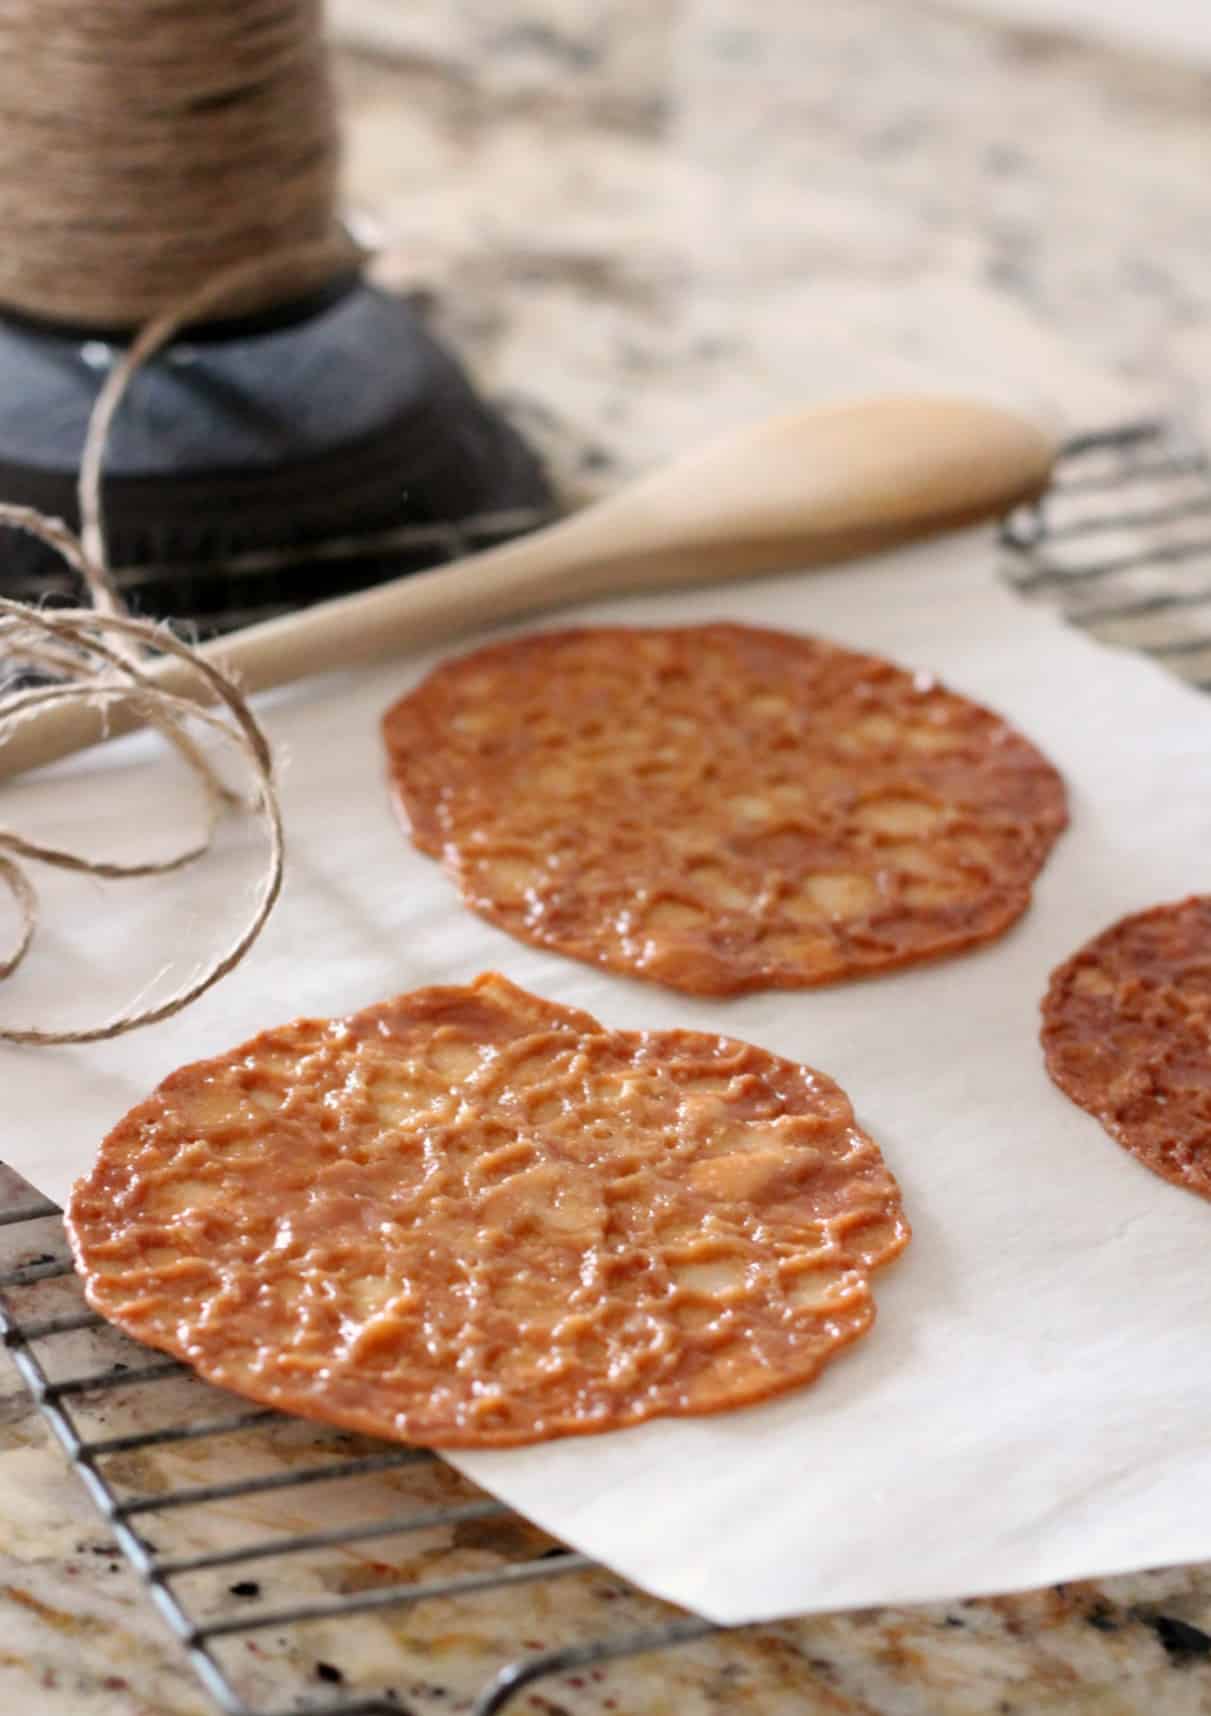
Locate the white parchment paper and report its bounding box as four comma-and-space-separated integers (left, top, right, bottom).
3, 525, 1211, 1625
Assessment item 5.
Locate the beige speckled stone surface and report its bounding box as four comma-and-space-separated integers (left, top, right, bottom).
3, 3, 1211, 1711
334, 0, 1211, 482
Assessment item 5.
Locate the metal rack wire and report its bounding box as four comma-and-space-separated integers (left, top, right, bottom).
0, 502, 557, 638
1001, 418, 1211, 689
0, 1168, 718, 1714
1, 417, 1209, 1715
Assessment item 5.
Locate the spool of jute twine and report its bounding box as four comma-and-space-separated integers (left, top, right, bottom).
0, 0, 374, 1042
0, 0, 356, 326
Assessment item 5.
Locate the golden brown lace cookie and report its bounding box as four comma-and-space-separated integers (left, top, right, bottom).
68, 974, 909, 1448
1042, 896, 1211, 1200
382, 623, 1067, 995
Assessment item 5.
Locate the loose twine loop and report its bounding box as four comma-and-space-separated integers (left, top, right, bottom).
0, 239, 356, 1045
0, 585, 283, 1045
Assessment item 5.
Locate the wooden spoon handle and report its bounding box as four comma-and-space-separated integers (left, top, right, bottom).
0, 395, 1053, 780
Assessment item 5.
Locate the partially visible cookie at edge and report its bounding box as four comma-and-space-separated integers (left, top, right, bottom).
1042, 896, 1211, 1200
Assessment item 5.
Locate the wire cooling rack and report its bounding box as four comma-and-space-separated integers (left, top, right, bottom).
1001, 417, 1211, 689
1, 418, 1209, 1715
1, 503, 557, 637
0, 1169, 717, 1714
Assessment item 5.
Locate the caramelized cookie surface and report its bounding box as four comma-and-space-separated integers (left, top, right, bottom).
1042, 896, 1211, 1200
383, 624, 1067, 995
68, 975, 908, 1448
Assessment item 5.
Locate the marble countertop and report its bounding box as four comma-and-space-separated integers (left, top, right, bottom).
4, 2, 1211, 1712
335, 0, 1211, 484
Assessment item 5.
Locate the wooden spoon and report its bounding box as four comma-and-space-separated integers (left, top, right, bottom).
0, 394, 1054, 779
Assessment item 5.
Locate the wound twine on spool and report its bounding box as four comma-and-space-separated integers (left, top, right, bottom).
0, 0, 356, 327
0, 245, 368, 1045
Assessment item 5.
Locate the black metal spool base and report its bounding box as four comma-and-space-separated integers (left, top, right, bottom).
0, 276, 552, 635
